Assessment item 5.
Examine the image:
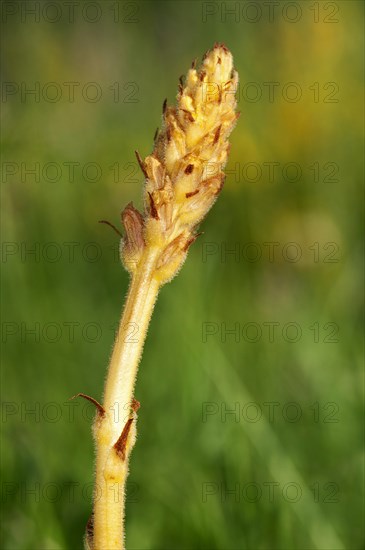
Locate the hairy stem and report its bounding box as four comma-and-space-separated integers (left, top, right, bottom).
92, 248, 160, 550
86, 43, 238, 549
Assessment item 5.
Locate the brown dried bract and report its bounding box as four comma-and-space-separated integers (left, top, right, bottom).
70, 393, 105, 418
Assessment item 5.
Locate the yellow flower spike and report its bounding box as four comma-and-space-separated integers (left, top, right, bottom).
121, 42, 239, 285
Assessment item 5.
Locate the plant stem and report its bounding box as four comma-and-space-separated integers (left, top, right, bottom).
92, 247, 160, 550
88, 42, 238, 550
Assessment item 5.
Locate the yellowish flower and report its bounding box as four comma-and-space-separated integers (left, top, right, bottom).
122, 43, 239, 284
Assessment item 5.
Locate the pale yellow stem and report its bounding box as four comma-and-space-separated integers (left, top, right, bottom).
92, 248, 160, 550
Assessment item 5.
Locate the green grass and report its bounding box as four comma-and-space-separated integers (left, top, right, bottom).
1, 1, 364, 548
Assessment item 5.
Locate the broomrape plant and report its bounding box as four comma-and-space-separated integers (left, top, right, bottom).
76, 43, 239, 549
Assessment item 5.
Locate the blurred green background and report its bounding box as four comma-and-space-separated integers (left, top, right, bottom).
1, 1, 364, 549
